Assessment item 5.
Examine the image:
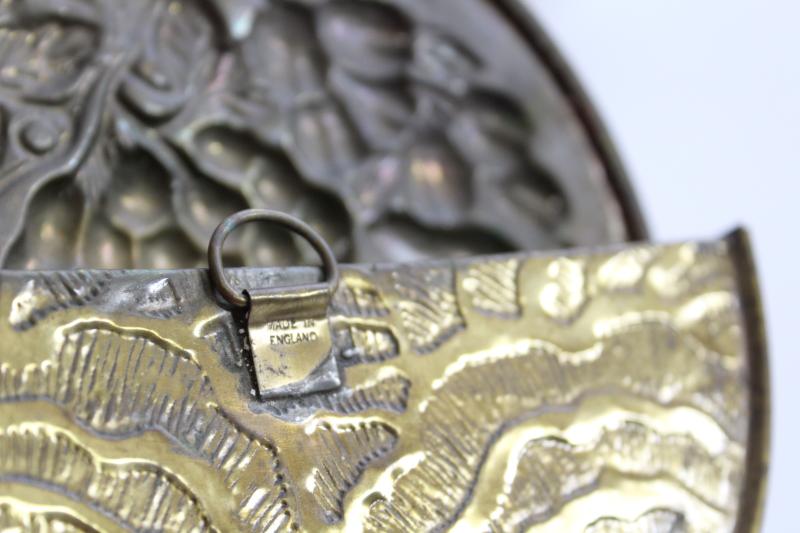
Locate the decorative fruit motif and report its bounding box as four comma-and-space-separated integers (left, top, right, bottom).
0, 0, 624, 269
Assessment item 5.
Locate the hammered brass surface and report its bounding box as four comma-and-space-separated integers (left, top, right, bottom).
0, 233, 767, 532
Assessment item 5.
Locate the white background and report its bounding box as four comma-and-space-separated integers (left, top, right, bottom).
531, 1, 799, 530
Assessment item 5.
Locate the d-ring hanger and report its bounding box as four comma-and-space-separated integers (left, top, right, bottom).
208, 209, 342, 400
207, 209, 340, 309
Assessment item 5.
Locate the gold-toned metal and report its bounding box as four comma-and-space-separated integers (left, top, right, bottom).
0, 230, 768, 532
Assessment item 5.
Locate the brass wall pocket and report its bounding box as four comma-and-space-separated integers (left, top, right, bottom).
0, 0, 767, 530
0, 215, 768, 531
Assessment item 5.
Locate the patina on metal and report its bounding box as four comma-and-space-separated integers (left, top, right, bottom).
0, 227, 768, 532
0, 0, 645, 271
0, 0, 770, 531
209, 209, 342, 398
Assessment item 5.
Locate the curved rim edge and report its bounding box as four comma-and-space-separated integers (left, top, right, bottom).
727, 228, 771, 532
489, 0, 650, 242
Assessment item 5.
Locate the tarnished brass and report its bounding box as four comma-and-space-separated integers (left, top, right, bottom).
0, 229, 768, 531
0, 0, 646, 270
0, 0, 769, 530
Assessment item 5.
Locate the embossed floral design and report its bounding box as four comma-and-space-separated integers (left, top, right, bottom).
0, 0, 593, 269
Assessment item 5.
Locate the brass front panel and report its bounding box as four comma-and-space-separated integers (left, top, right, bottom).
0, 232, 767, 531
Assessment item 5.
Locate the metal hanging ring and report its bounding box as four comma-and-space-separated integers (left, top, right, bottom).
208, 209, 340, 309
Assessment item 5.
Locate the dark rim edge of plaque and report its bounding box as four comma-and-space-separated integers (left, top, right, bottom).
493, 0, 649, 242
727, 228, 770, 532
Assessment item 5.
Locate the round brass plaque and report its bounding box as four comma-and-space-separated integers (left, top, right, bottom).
0, 0, 645, 269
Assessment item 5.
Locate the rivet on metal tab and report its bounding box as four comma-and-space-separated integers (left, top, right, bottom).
208, 209, 340, 399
